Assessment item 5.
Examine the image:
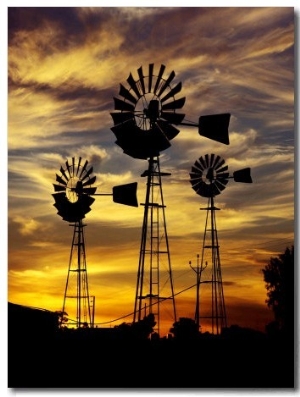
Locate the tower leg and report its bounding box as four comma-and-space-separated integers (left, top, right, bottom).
134, 157, 177, 336
61, 220, 92, 328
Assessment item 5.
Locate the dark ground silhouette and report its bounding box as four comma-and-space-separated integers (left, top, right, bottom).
8, 303, 295, 389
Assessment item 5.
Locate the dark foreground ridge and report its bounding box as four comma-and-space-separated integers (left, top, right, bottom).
8, 302, 295, 389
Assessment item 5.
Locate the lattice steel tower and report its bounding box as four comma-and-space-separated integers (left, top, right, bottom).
133, 156, 177, 334
189, 153, 252, 334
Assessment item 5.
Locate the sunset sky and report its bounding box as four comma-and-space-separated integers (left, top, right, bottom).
6, 5, 295, 338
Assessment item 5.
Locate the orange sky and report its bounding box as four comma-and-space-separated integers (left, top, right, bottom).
7, 6, 294, 337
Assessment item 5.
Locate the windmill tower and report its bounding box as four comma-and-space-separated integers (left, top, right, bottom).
52, 157, 138, 328
110, 64, 186, 335
189, 153, 252, 334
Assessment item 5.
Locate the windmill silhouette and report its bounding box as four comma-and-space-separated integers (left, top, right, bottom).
110, 64, 232, 336
189, 153, 252, 334
52, 156, 138, 328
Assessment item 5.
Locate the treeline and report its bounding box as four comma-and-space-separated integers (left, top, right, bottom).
9, 316, 293, 388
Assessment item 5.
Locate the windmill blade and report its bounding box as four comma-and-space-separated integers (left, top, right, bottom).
76, 157, 82, 176
211, 154, 221, 169
137, 66, 146, 95
72, 157, 75, 176
189, 174, 202, 185
150, 122, 172, 152
65, 160, 71, 178
190, 165, 203, 177
214, 180, 227, 194
56, 174, 67, 186
81, 166, 93, 182
160, 112, 185, 125
154, 64, 166, 94
233, 168, 253, 183
190, 179, 203, 192
214, 157, 225, 171
60, 166, 69, 182
189, 177, 202, 187
119, 84, 138, 105
215, 178, 229, 191
196, 181, 211, 197
161, 97, 186, 111
156, 120, 180, 141
211, 183, 222, 196
85, 195, 95, 207
53, 184, 66, 192
79, 160, 88, 178
112, 182, 138, 207
205, 154, 210, 168
160, 82, 182, 103
82, 175, 96, 187
112, 120, 157, 159
199, 156, 207, 170
148, 63, 154, 93
127, 72, 142, 99
199, 113, 231, 145
209, 153, 215, 168
157, 70, 175, 97
113, 97, 135, 112
111, 119, 136, 142
216, 165, 228, 174
196, 182, 221, 197
111, 112, 135, 126
193, 159, 205, 172
52, 192, 66, 206
118, 125, 163, 160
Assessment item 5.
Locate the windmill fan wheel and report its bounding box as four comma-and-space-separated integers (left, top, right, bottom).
110, 63, 186, 160
52, 157, 97, 222
190, 154, 230, 197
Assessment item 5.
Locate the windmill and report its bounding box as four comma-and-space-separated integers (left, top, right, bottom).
189, 153, 252, 334
52, 156, 138, 328
110, 63, 232, 336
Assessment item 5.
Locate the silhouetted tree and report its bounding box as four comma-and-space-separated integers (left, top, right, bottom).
170, 317, 199, 340
115, 313, 156, 340
262, 245, 294, 336
131, 313, 156, 339
55, 310, 68, 328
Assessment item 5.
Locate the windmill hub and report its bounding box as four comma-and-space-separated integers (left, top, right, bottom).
143, 99, 160, 125
66, 177, 81, 203
205, 167, 216, 183
134, 94, 160, 130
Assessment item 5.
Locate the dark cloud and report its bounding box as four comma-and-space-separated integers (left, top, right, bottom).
8, 7, 90, 46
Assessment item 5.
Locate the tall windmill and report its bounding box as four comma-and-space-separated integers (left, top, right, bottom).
110, 63, 232, 336
189, 153, 252, 334
52, 156, 138, 328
